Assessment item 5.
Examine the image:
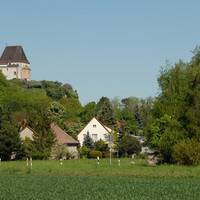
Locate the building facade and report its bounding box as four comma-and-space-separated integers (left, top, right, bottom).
78, 117, 112, 146
0, 46, 31, 81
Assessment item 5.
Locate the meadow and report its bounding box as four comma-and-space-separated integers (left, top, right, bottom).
0, 159, 200, 200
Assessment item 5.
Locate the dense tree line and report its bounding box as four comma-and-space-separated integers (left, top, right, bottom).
1, 47, 200, 164
146, 47, 200, 164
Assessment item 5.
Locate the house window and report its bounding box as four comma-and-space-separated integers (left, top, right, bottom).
92, 134, 98, 141
14, 72, 17, 75
104, 134, 109, 141
93, 124, 96, 128
83, 134, 86, 139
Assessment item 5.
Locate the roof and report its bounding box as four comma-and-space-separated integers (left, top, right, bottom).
77, 117, 114, 141
0, 46, 30, 64
51, 123, 79, 146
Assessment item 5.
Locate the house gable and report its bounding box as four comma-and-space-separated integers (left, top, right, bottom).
77, 117, 112, 146
19, 126, 34, 141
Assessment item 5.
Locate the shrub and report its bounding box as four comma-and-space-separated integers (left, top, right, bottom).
88, 150, 102, 159
79, 146, 90, 158
172, 139, 200, 165
118, 135, 141, 157
102, 151, 111, 158
94, 139, 108, 152
50, 144, 70, 160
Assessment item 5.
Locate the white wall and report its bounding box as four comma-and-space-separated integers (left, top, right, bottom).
0, 62, 31, 80
78, 118, 111, 146
19, 127, 34, 140
0, 65, 18, 80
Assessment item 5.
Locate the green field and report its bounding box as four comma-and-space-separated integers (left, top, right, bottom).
0, 159, 200, 199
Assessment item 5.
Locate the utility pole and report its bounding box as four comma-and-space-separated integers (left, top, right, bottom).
108, 133, 113, 165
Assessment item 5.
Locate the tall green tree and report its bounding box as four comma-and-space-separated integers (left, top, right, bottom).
96, 97, 115, 127
80, 101, 96, 123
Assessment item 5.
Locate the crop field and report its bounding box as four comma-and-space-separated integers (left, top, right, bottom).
0, 159, 200, 200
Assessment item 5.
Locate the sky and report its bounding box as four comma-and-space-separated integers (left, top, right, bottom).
1, 1, 200, 104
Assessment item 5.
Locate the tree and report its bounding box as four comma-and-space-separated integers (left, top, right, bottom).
96, 97, 115, 127
47, 101, 67, 124
118, 135, 141, 157
0, 108, 24, 160
80, 101, 96, 123
147, 48, 200, 163
94, 139, 108, 152
83, 133, 94, 149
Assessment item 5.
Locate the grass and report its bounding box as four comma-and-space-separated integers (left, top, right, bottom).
1, 158, 200, 177
0, 159, 200, 199
0, 176, 200, 200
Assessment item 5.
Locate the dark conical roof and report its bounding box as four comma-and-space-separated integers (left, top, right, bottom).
0, 46, 30, 64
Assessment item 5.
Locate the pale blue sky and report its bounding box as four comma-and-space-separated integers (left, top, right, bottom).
1, 1, 200, 103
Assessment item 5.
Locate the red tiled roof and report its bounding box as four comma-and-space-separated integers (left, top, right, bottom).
0, 46, 30, 64
51, 123, 79, 146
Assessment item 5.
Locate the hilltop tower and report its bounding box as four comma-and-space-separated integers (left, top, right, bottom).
0, 46, 31, 81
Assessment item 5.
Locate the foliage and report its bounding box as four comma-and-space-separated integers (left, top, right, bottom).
172, 139, 200, 165
47, 101, 67, 124
79, 146, 90, 158
63, 120, 83, 139
96, 97, 115, 127
94, 139, 108, 152
51, 144, 70, 160
82, 133, 94, 149
118, 135, 141, 157
88, 150, 102, 158
0, 106, 24, 161
22, 137, 35, 158
80, 101, 96, 123
147, 48, 200, 163
60, 97, 83, 120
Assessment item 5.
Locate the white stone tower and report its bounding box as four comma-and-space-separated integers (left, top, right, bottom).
0, 46, 31, 81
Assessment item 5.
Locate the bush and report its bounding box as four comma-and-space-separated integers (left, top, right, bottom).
102, 151, 111, 158
118, 135, 141, 157
88, 150, 102, 159
51, 144, 70, 160
79, 146, 90, 158
94, 139, 108, 152
172, 139, 200, 165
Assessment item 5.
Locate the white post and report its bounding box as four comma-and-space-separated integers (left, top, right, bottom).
118, 159, 120, 166
97, 156, 100, 165
60, 158, 63, 165
109, 148, 112, 165
30, 157, 32, 169
0, 158, 1, 165
26, 158, 29, 167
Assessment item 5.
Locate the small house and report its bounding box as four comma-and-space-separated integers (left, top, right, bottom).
51, 123, 79, 157
77, 117, 113, 146
19, 126, 35, 141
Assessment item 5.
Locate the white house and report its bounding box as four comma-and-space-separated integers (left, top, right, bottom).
0, 46, 31, 81
78, 117, 113, 146
19, 126, 34, 141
